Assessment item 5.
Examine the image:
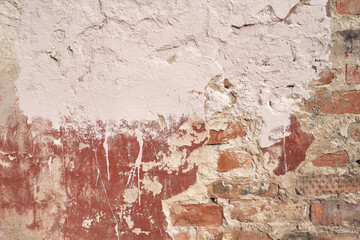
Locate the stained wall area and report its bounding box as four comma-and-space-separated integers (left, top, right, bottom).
0, 0, 360, 239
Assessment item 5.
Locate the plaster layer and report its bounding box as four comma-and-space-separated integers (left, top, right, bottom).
14, 0, 330, 148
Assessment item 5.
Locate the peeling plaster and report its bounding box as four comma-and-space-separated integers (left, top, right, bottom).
14, 0, 330, 146
1, 0, 334, 239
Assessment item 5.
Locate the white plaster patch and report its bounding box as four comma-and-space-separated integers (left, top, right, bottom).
123, 187, 139, 204
82, 218, 93, 229
141, 175, 163, 197
14, 0, 330, 145
78, 142, 90, 151
124, 215, 134, 229
258, 105, 291, 148
132, 228, 150, 235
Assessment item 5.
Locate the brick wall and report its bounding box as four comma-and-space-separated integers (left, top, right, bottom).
167, 1, 360, 239
1, 0, 360, 239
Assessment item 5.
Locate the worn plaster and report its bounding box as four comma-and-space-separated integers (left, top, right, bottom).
14, 0, 330, 148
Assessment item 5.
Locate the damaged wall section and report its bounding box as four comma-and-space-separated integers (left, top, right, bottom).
1, 0, 359, 239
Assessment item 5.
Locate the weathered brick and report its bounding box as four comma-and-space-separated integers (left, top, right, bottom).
348, 122, 360, 142
306, 91, 360, 114
170, 204, 223, 227
173, 232, 190, 240
282, 233, 357, 240
197, 229, 270, 240
217, 152, 252, 172
317, 67, 334, 85
207, 179, 278, 198
311, 200, 360, 226
297, 174, 360, 196
336, 0, 360, 15
312, 150, 348, 167
346, 65, 360, 84
231, 199, 306, 222
208, 122, 245, 144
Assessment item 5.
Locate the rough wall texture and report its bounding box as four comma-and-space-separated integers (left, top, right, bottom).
0, 0, 359, 239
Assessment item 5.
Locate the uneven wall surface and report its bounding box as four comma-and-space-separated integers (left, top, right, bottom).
0, 0, 359, 239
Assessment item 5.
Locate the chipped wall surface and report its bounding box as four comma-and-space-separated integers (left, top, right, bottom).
1, 0, 360, 239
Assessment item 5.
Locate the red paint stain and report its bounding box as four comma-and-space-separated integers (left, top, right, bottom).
0, 111, 206, 239
261, 115, 314, 176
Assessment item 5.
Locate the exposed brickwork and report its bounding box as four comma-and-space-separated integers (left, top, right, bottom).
317, 67, 334, 84
2, 0, 360, 239
336, 0, 360, 15
297, 174, 360, 196
217, 152, 252, 172
231, 199, 306, 222
311, 200, 360, 226
208, 122, 245, 144
207, 179, 278, 198
312, 150, 348, 167
170, 204, 223, 227
346, 65, 360, 84
306, 91, 360, 114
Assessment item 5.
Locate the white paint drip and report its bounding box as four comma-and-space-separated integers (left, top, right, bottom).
115, 222, 120, 240
48, 156, 52, 176
103, 124, 110, 181
126, 129, 143, 206
96, 166, 100, 186
93, 148, 120, 239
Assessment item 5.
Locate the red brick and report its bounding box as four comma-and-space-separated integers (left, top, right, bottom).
170, 204, 223, 227
297, 174, 360, 196
317, 67, 334, 84
336, 0, 360, 15
349, 122, 360, 142
306, 91, 360, 114
310, 203, 324, 225
282, 233, 357, 240
217, 152, 252, 172
311, 200, 360, 226
312, 150, 348, 167
207, 179, 278, 198
173, 232, 190, 240
346, 65, 360, 84
208, 122, 245, 144
231, 199, 306, 222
